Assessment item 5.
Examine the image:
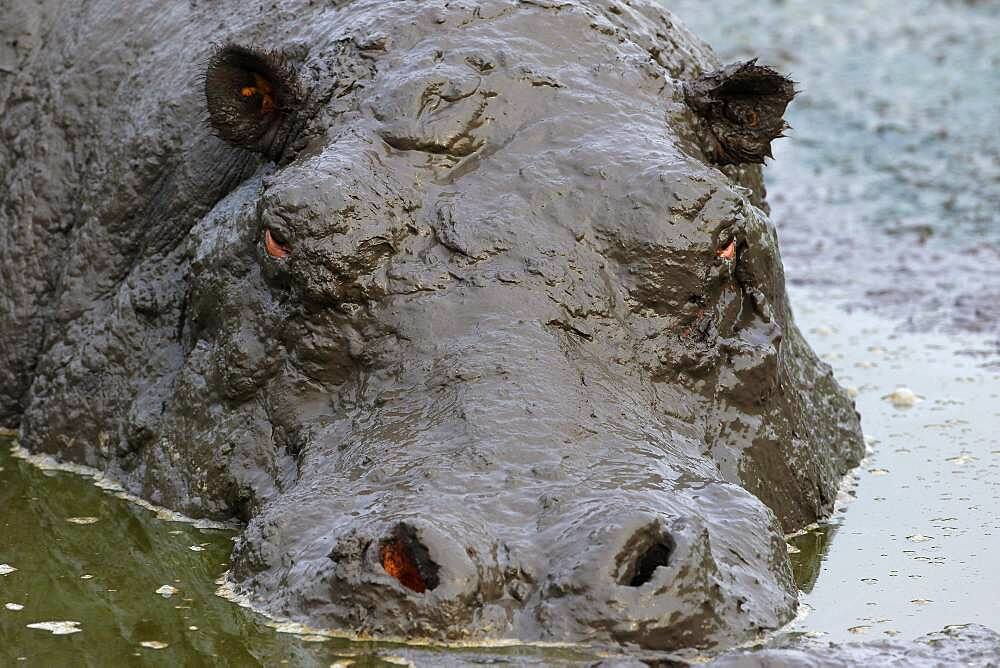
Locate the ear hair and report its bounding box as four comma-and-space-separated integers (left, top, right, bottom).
203, 43, 304, 160
684, 59, 797, 165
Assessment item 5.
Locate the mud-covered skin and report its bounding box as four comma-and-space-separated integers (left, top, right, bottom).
1, 0, 862, 651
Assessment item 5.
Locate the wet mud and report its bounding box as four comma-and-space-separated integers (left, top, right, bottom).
0, 0, 868, 654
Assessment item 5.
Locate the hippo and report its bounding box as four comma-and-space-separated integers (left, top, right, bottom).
0, 0, 863, 652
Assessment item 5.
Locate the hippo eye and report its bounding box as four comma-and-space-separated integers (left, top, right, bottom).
204, 44, 302, 159
263, 228, 291, 259
717, 238, 737, 262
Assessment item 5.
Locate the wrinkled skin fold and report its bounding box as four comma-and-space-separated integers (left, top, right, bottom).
0, 0, 862, 651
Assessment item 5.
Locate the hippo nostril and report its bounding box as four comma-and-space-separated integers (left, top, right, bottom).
618, 530, 676, 587
378, 524, 440, 593
627, 540, 673, 587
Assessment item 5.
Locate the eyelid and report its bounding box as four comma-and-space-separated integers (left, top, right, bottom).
264, 228, 291, 258
717, 238, 736, 261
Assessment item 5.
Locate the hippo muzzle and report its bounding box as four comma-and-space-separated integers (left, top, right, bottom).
228, 282, 797, 647
4, 0, 862, 652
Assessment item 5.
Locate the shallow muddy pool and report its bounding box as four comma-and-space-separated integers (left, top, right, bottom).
781, 288, 1000, 644
668, 0, 1000, 332
665, 0, 1000, 644
2, 0, 997, 665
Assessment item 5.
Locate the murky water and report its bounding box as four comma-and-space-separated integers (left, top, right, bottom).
3, 1, 997, 664
782, 289, 1000, 644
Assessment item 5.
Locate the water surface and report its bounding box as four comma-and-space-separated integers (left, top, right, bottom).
668, 0, 1000, 333
782, 289, 1000, 643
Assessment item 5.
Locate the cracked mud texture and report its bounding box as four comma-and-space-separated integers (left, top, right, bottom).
1, 0, 863, 652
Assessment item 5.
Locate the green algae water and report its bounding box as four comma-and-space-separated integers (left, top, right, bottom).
0, 439, 354, 666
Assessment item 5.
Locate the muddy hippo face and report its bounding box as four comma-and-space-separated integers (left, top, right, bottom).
9, 0, 862, 652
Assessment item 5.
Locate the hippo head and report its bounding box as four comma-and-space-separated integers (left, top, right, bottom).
7, 0, 862, 651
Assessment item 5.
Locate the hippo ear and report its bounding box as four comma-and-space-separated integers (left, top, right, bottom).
684, 59, 796, 165
204, 44, 303, 160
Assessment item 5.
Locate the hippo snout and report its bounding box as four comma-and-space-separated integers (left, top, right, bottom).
533, 486, 794, 648
232, 386, 797, 649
